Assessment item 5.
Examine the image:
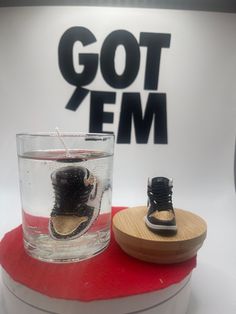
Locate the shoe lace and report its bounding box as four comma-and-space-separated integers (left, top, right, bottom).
52, 182, 93, 215
54, 182, 92, 203
148, 182, 173, 212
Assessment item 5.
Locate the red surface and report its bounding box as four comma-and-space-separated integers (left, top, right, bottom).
0, 207, 196, 301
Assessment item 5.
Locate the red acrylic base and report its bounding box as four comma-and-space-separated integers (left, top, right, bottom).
0, 207, 196, 301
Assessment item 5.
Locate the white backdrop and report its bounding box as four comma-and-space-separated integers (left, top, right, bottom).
0, 6, 236, 313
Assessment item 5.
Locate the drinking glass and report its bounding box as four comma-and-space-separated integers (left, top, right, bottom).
16, 132, 114, 263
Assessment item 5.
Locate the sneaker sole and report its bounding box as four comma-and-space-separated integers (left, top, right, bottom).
144, 217, 177, 235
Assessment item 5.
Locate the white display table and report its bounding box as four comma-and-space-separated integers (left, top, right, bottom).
1, 268, 191, 314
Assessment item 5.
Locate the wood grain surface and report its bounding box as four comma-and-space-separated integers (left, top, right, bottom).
113, 206, 207, 264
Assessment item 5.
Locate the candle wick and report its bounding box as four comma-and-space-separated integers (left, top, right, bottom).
55, 127, 71, 158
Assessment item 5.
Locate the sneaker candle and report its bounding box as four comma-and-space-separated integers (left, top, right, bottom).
16, 132, 114, 263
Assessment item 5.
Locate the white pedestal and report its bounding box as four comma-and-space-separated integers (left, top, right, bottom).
1, 268, 191, 314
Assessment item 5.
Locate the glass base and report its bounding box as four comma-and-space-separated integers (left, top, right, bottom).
24, 229, 110, 263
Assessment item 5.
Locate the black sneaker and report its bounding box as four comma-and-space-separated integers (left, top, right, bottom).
49, 166, 98, 240
145, 177, 177, 236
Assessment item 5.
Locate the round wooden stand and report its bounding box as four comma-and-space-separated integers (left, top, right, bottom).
113, 206, 207, 264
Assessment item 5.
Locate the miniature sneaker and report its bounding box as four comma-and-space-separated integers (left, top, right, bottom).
145, 177, 177, 235
49, 166, 98, 240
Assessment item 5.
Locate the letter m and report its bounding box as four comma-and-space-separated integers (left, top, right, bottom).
117, 93, 167, 144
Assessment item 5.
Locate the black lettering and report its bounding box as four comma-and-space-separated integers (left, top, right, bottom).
117, 93, 167, 144
140, 33, 171, 90
58, 27, 98, 110
100, 30, 140, 88
65, 87, 89, 111
89, 91, 116, 133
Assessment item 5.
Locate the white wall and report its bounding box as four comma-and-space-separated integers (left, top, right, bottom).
0, 7, 236, 314
0, 6, 235, 230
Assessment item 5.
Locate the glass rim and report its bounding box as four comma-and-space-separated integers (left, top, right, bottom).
16, 132, 114, 139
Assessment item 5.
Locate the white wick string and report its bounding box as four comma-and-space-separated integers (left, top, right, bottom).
55, 127, 71, 157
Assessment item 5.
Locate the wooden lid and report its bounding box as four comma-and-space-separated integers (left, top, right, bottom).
113, 206, 207, 264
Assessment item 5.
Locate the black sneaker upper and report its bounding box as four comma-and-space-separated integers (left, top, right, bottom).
147, 177, 173, 213
51, 166, 94, 216
146, 177, 176, 232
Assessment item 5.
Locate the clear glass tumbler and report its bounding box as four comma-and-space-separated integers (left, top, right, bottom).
16, 132, 114, 263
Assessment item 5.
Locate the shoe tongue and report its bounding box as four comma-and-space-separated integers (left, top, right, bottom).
151, 177, 169, 187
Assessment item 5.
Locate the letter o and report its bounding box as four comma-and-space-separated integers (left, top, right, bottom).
100, 30, 140, 88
